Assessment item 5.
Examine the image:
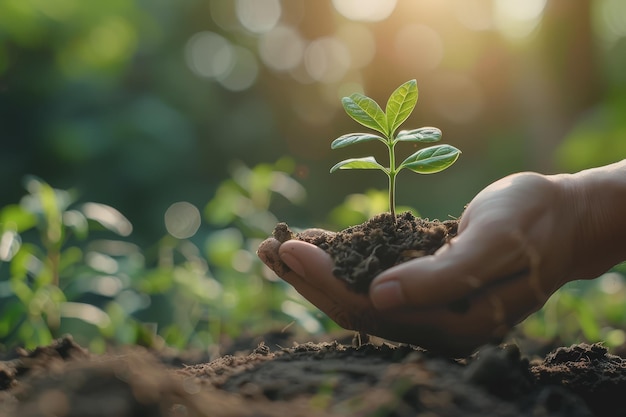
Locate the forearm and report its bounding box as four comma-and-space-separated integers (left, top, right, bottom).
556, 159, 626, 280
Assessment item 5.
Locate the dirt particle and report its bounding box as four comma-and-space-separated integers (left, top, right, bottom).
293, 212, 459, 293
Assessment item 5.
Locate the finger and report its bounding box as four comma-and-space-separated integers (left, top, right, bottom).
257, 238, 291, 277
376, 269, 549, 354
370, 222, 531, 310
279, 240, 371, 307
278, 240, 372, 330
258, 238, 343, 316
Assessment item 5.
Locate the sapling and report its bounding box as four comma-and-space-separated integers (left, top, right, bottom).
330, 79, 461, 220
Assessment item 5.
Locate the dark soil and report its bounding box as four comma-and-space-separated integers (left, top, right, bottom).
274, 211, 458, 293
1, 335, 625, 416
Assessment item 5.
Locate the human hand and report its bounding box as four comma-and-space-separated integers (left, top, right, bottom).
257, 170, 611, 356
258, 232, 495, 356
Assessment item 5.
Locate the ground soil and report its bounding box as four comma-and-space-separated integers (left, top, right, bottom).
275, 211, 458, 293
1, 335, 625, 416
3, 214, 623, 416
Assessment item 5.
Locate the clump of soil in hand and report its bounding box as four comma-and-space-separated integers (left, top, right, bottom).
274, 211, 458, 293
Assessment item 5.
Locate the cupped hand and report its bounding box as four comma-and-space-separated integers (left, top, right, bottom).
258, 172, 585, 356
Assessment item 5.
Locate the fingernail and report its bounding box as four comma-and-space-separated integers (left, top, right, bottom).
280, 252, 305, 277
370, 280, 405, 310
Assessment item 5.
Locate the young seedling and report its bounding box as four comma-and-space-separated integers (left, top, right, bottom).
330, 79, 461, 220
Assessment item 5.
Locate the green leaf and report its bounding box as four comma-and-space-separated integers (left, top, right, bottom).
386, 79, 417, 137
330, 157, 386, 173
400, 145, 461, 174
342, 94, 388, 136
80, 202, 133, 237
331, 133, 385, 149
396, 127, 442, 143
0, 204, 37, 232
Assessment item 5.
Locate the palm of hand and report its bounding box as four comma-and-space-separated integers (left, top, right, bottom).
258, 172, 577, 356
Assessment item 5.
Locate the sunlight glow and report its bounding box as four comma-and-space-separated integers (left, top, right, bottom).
394, 24, 444, 72
236, 0, 281, 33
336, 23, 376, 69
332, 0, 397, 22
431, 73, 484, 123
453, 0, 493, 31
494, 0, 547, 39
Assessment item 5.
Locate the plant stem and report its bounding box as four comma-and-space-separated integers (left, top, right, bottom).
388, 139, 397, 221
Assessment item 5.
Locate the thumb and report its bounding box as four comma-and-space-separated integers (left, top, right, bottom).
369, 222, 529, 311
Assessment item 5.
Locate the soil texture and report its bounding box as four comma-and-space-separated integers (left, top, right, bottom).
274, 211, 458, 292
1, 336, 625, 416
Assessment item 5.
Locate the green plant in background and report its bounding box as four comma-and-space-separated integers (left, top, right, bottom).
521, 266, 626, 350
0, 176, 136, 350
330, 79, 461, 220
0, 161, 334, 354
203, 158, 337, 341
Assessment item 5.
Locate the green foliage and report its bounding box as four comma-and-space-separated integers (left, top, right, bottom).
203, 159, 334, 340
0, 161, 333, 353
520, 269, 626, 349
556, 97, 626, 172
0, 177, 136, 350
331, 80, 461, 218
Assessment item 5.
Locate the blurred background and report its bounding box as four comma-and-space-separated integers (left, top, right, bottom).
0, 0, 625, 355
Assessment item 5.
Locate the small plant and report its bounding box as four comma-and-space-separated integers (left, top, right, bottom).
330, 79, 461, 220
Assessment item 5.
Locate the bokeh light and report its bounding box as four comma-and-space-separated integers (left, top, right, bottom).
304, 37, 351, 83
185, 31, 258, 91
185, 31, 233, 79
453, 0, 493, 31
218, 46, 259, 91
493, 0, 547, 39
593, 0, 626, 47
332, 0, 397, 22
235, 0, 281, 33
259, 25, 305, 71
165, 202, 201, 239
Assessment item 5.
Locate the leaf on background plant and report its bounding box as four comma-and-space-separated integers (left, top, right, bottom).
330, 157, 385, 173
0, 301, 27, 338
63, 210, 89, 240
0, 229, 21, 262
81, 202, 133, 236
341, 94, 388, 136
60, 302, 112, 327
396, 127, 442, 143
401, 145, 461, 174
9, 243, 41, 281
0, 204, 37, 232
331, 133, 385, 149
386, 79, 418, 137
59, 246, 83, 273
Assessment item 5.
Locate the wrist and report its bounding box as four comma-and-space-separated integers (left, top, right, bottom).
553, 160, 626, 280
